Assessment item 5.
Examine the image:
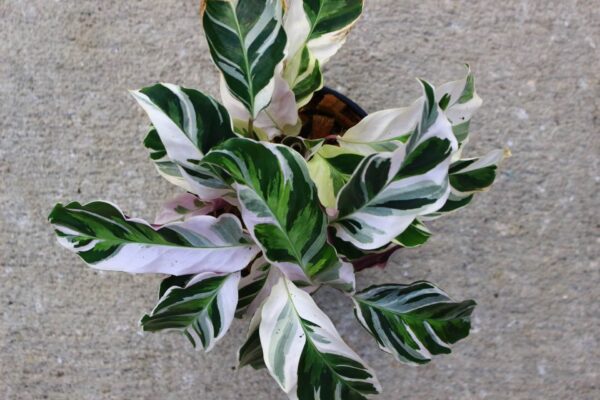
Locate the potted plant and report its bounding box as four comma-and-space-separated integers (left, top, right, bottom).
49, 1, 506, 398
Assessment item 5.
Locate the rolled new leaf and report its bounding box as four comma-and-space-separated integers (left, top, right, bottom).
435, 65, 482, 155
236, 256, 279, 318
260, 277, 381, 399
338, 68, 481, 156
307, 144, 364, 209
283, 0, 363, 105
141, 271, 240, 351
203, 138, 355, 291
331, 80, 458, 251
131, 83, 236, 199
352, 281, 476, 365
202, 0, 287, 118
219, 73, 301, 140
48, 201, 259, 275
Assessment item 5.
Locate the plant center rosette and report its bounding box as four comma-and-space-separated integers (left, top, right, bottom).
48, 1, 507, 399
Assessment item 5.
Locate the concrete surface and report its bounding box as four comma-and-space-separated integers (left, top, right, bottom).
1, 1, 598, 399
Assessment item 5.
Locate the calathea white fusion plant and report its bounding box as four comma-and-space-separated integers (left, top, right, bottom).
49, 1, 506, 398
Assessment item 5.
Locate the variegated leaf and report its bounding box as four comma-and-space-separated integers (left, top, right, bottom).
425, 149, 506, 219
203, 138, 355, 291
331, 81, 458, 250
283, 0, 363, 105
220, 72, 301, 140
260, 277, 380, 399
353, 281, 476, 365
141, 272, 240, 351
202, 0, 287, 118
48, 201, 259, 275
307, 144, 364, 209
236, 256, 279, 318
339, 69, 482, 157
238, 304, 266, 369
435, 65, 482, 158
338, 100, 420, 155
131, 83, 235, 199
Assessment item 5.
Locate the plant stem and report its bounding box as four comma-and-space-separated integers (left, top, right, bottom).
247, 118, 255, 140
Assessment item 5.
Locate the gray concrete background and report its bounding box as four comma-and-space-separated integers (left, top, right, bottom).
1, 0, 598, 399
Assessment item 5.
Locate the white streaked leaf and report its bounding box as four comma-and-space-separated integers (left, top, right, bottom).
131, 83, 235, 199
203, 138, 355, 291
260, 277, 380, 399
49, 200, 259, 276
338, 101, 421, 155
141, 271, 240, 351
353, 281, 476, 365
436, 65, 482, 159
203, 0, 287, 117
282, 0, 363, 106
331, 80, 458, 250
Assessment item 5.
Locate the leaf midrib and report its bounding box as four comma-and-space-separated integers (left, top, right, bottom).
228, 1, 255, 114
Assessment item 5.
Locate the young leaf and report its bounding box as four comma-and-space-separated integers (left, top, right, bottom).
203, 138, 355, 291
220, 73, 301, 140
283, 0, 363, 105
425, 149, 506, 219
141, 272, 240, 351
393, 218, 431, 248
131, 83, 235, 199
260, 277, 381, 399
338, 101, 421, 155
435, 66, 482, 156
48, 201, 259, 275
202, 0, 287, 118
353, 281, 476, 365
307, 144, 364, 209
331, 81, 458, 250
